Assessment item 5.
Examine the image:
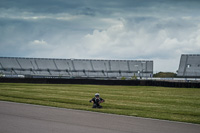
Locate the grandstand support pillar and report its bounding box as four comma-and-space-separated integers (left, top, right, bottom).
127, 61, 131, 71
53, 60, 59, 70
34, 60, 39, 69
47, 69, 51, 75
90, 60, 94, 71
30, 61, 36, 70
30, 68, 32, 75
71, 59, 76, 71
119, 70, 121, 77
141, 62, 146, 78
83, 69, 87, 77
134, 65, 139, 78
145, 62, 148, 79
11, 68, 17, 75
11, 69, 13, 76
183, 55, 189, 77
138, 71, 141, 79
104, 62, 108, 77
0, 62, 4, 70
67, 62, 73, 77
108, 61, 111, 71
16, 58, 23, 69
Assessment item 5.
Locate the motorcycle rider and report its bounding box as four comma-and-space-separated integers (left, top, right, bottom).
89, 93, 105, 108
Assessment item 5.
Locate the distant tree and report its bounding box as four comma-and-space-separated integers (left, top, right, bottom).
153, 72, 177, 78
121, 77, 126, 80
131, 74, 137, 80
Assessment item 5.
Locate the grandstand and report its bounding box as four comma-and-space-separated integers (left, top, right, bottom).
0, 57, 153, 79
177, 54, 200, 77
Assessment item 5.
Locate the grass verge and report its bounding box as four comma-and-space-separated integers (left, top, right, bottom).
0, 83, 200, 124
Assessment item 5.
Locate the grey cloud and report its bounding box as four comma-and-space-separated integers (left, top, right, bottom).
0, 0, 82, 13
1, 0, 200, 72
78, 7, 96, 16
1, 0, 199, 16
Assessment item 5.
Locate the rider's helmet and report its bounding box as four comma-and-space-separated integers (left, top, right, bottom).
95, 93, 100, 97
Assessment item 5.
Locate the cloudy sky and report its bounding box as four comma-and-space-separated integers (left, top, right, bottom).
0, 0, 200, 72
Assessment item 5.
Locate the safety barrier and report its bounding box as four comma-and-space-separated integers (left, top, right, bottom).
0, 78, 199, 88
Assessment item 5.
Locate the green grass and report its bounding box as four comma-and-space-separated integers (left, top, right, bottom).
0, 83, 200, 124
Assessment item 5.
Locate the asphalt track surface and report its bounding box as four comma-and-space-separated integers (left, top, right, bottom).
0, 101, 200, 133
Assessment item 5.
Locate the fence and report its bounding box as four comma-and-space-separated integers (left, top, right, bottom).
0, 77, 199, 88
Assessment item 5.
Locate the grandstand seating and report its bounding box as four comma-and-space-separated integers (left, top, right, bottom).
53, 59, 70, 70
35, 59, 57, 70
0, 57, 153, 78
91, 60, 110, 71
110, 60, 129, 71
0, 58, 21, 69
73, 60, 93, 71
177, 54, 200, 77
16, 58, 36, 69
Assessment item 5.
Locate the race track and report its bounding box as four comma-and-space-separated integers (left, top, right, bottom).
0, 101, 199, 133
